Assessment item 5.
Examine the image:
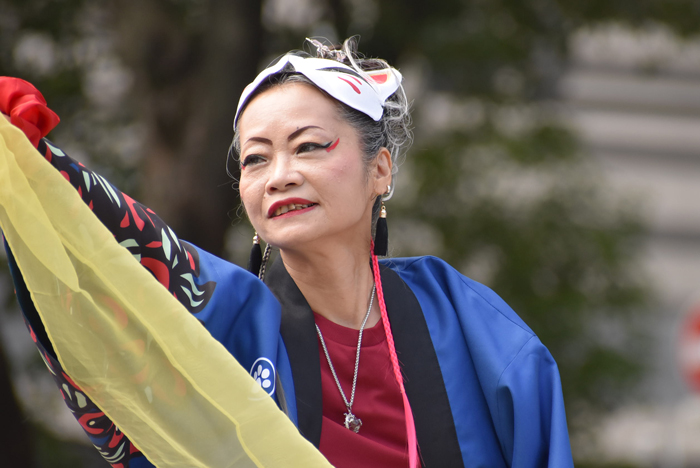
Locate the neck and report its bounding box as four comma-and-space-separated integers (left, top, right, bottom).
279, 240, 380, 330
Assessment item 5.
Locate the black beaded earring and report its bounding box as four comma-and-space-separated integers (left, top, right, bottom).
373, 186, 389, 256
247, 233, 262, 276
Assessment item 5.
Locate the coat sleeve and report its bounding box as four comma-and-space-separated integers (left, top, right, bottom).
0, 97, 325, 468
1, 78, 320, 468
0, 77, 211, 468
1, 77, 214, 315
7, 256, 152, 467
495, 336, 574, 468
33, 138, 216, 312
385, 256, 575, 467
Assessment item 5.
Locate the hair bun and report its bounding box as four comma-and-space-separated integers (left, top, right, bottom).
306, 38, 348, 63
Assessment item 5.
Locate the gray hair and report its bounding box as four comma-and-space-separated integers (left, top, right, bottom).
229, 37, 412, 202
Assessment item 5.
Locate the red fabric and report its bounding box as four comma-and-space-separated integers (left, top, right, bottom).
0, 77, 59, 147
315, 312, 409, 468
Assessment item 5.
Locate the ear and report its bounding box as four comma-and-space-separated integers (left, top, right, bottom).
372, 147, 393, 195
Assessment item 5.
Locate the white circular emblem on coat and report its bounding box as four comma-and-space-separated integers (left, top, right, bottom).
250, 357, 276, 396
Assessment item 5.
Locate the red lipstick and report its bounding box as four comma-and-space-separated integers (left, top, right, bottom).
267, 198, 317, 218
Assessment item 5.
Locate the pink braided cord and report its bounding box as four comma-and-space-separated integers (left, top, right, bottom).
371, 245, 419, 468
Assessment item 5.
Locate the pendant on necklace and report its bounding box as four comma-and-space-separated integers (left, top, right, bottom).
344, 412, 362, 433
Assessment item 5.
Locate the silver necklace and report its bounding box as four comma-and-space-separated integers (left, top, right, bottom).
315, 283, 376, 433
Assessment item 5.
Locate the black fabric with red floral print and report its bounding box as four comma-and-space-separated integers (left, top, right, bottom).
4, 137, 219, 468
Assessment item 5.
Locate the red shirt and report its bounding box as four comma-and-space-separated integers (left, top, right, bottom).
314, 312, 409, 468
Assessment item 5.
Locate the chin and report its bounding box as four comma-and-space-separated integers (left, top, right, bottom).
260, 227, 324, 252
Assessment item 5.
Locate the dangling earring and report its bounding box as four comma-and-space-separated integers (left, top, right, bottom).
247, 232, 263, 276
373, 185, 390, 256
258, 243, 272, 281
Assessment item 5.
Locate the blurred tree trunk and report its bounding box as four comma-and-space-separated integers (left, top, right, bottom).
327, 0, 350, 39
113, 0, 262, 256
0, 336, 34, 466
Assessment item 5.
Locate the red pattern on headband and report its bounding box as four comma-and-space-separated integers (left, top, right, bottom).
338, 77, 361, 94
368, 72, 388, 84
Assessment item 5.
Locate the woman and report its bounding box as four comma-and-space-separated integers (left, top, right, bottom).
0, 38, 573, 467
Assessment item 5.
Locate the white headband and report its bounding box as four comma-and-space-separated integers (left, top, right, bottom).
234, 53, 402, 127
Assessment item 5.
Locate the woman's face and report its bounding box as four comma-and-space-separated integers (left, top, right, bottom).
237, 82, 391, 252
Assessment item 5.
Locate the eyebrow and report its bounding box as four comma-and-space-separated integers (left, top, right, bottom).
287, 125, 322, 141
244, 125, 323, 146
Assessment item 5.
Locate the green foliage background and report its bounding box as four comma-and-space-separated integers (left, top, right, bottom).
1, 0, 699, 465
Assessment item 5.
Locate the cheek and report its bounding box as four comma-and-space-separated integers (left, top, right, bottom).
326, 157, 355, 184
326, 160, 372, 209
239, 177, 261, 216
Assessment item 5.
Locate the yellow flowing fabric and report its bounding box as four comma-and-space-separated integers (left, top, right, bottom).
0, 118, 332, 468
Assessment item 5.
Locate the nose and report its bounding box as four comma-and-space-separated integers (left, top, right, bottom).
265, 153, 303, 193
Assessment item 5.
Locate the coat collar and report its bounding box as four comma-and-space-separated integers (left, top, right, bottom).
265, 257, 463, 466
265, 257, 323, 446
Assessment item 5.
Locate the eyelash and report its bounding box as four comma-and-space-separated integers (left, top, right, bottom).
297, 141, 330, 153
241, 141, 331, 167
241, 154, 265, 167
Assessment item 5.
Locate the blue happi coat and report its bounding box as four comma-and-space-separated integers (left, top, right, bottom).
7, 136, 573, 467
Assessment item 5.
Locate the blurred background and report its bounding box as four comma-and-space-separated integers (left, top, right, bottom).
1, 0, 699, 466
